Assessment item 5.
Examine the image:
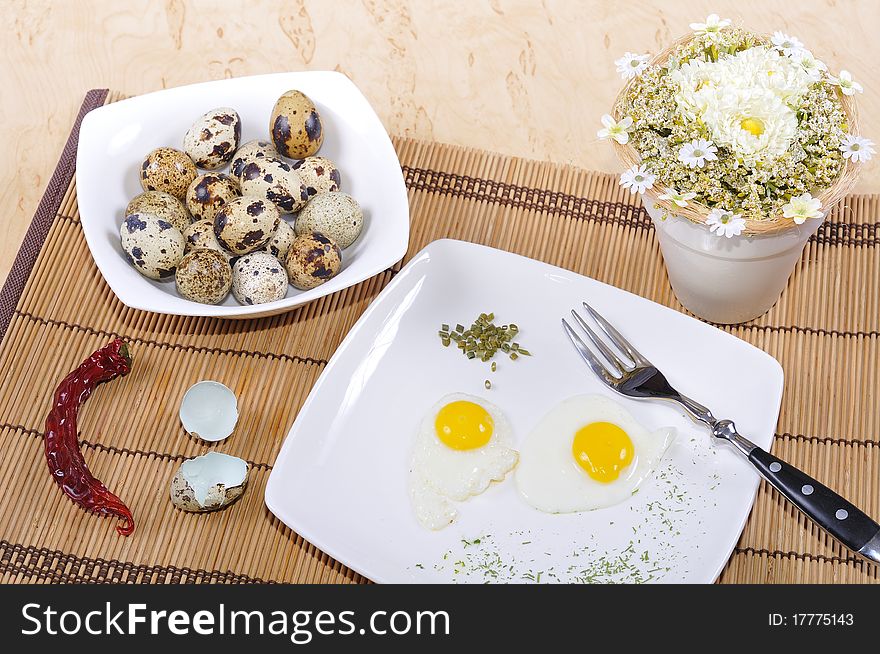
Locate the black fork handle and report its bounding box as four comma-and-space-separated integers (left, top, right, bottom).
712, 420, 880, 563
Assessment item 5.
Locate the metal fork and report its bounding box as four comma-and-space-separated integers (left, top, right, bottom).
562, 302, 880, 564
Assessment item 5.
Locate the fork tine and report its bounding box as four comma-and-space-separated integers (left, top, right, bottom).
582, 302, 651, 366
561, 319, 615, 385
569, 309, 625, 375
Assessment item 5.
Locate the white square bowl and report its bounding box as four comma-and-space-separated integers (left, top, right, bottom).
265, 240, 784, 583
76, 71, 409, 319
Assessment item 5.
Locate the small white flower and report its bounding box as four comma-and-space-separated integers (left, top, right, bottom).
619, 164, 656, 195
771, 31, 805, 57
678, 139, 718, 168
782, 193, 822, 225
793, 49, 827, 81
839, 134, 876, 163
689, 14, 731, 40
658, 188, 697, 208
615, 52, 650, 80
830, 70, 863, 96
597, 114, 633, 144
706, 208, 746, 238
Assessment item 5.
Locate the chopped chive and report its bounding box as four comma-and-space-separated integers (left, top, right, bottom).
510, 352, 519, 360
491, 361, 497, 372
485, 380, 491, 389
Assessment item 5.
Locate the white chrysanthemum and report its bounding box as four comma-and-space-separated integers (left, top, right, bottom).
706, 208, 746, 238
619, 164, 655, 194
839, 135, 875, 163
678, 139, 718, 168
615, 52, 650, 80
670, 46, 813, 164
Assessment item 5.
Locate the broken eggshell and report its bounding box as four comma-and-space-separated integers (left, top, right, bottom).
179, 380, 238, 442
170, 452, 249, 512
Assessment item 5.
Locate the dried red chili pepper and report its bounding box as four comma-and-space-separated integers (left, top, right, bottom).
44, 338, 135, 536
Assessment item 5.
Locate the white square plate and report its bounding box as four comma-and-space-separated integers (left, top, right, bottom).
76, 71, 409, 318
265, 240, 784, 583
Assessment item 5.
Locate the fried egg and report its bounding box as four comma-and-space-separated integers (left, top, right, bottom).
515, 394, 675, 513
409, 393, 518, 530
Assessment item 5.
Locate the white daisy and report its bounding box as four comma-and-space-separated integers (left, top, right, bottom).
678, 139, 718, 168
793, 49, 827, 81
771, 31, 805, 57
615, 52, 650, 80
839, 134, 875, 163
830, 70, 863, 96
689, 14, 731, 40
597, 114, 633, 144
619, 164, 656, 195
782, 193, 822, 225
658, 188, 697, 208
706, 208, 746, 238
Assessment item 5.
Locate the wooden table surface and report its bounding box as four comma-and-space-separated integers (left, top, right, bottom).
2, 0, 877, 286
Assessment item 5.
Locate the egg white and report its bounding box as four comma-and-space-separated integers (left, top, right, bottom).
409, 393, 518, 530
515, 394, 675, 513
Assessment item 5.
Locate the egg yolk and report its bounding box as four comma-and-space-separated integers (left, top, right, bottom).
572, 422, 634, 483
435, 401, 494, 450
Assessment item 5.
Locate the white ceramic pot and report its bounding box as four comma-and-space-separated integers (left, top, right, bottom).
644, 197, 824, 324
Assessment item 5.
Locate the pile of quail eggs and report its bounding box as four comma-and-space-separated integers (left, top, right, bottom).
119, 90, 364, 306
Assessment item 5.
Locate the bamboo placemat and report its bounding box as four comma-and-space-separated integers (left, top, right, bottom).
0, 89, 877, 584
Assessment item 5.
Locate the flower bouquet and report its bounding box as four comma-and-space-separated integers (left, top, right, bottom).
600, 14, 873, 323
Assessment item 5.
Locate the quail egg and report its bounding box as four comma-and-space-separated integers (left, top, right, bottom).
183, 107, 242, 170
170, 452, 249, 513
270, 89, 324, 159
285, 232, 342, 290
294, 192, 363, 249
175, 248, 233, 304
230, 139, 277, 179
214, 196, 280, 255
292, 156, 341, 198
236, 157, 308, 215
140, 147, 197, 200
232, 252, 289, 305
125, 191, 192, 234
262, 218, 295, 261
183, 219, 234, 261
185, 172, 241, 223
120, 213, 185, 280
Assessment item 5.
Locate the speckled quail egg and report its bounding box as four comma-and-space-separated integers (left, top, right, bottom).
185, 172, 241, 223
292, 156, 341, 198
232, 252, 289, 305
214, 196, 280, 255
140, 147, 197, 200
285, 232, 342, 290
230, 139, 277, 179
183, 219, 234, 261
294, 192, 364, 249
125, 191, 192, 234
170, 452, 249, 512
120, 213, 185, 280
236, 157, 308, 215
175, 248, 232, 304
270, 89, 324, 159
262, 218, 295, 261
183, 107, 242, 170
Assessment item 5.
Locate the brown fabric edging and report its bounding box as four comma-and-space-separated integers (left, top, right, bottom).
0, 89, 109, 340
0, 540, 270, 584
